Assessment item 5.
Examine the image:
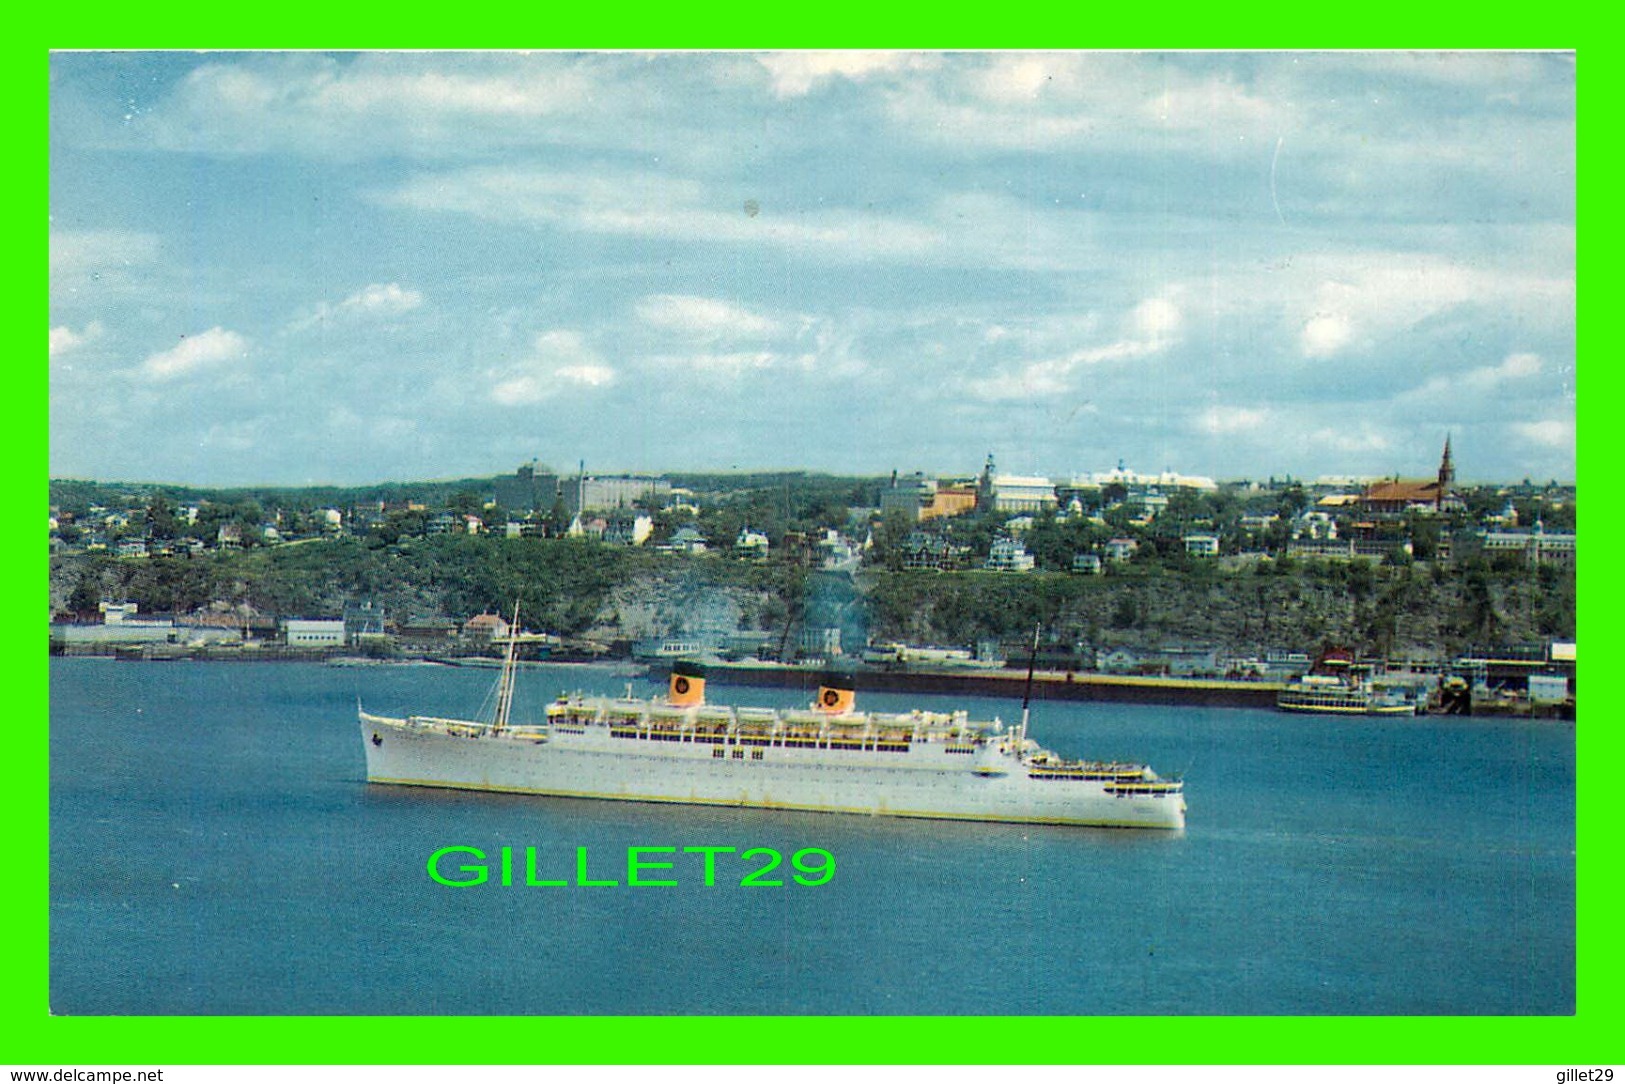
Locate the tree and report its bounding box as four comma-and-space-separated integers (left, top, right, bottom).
68, 574, 102, 619
1277, 484, 1309, 519
146, 496, 181, 541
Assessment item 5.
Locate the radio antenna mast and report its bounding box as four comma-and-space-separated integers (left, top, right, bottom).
1018, 623, 1040, 756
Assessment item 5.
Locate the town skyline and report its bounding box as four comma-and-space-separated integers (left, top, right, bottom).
51, 52, 1575, 487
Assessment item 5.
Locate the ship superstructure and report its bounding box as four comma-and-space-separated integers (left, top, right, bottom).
360, 656, 1186, 829
1276, 674, 1419, 716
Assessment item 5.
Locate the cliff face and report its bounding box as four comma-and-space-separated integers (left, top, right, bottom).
584, 574, 780, 644
50, 540, 1573, 660
858, 563, 1574, 658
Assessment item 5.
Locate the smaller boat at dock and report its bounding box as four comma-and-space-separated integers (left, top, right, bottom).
1276, 673, 1418, 716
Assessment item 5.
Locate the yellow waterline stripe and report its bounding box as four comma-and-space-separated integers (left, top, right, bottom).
1277, 703, 1416, 714
365, 777, 1182, 828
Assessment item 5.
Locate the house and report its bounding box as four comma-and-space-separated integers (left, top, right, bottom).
985, 537, 1036, 572
397, 616, 460, 649
1104, 538, 1139, 563
1183, 534, 1220, 558
603, 513, 653, 546
462, 613, 511, 642
1098, 648, 1148, 674
1292, 511, 1338, 540
344, 604, 389, 645
669, 526, 708, 554
735, 527, 771, 561
1072, 553, 1103, 574
816, 529, 861, 571
899, 531, 970, 571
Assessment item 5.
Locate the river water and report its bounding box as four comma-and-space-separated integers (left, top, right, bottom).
49, 658, 1575, 1015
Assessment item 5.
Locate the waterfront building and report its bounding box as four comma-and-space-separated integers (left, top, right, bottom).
100, 602, 141, 624
799, 626, 843, 657
344, 604, 389, 645
284, 619, 345, 647
462, 613, 511, 643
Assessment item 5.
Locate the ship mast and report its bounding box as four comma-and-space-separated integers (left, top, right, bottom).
492, 601, 522, 734
1017, 623, 1040, 758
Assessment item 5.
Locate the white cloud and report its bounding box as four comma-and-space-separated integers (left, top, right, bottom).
1294, 259, 1492, 359
1512, 418, 1574, 449
146, 55, 597, 156
1300, 312, 1354, 358
1196, 405, 1269, 435
635, 294, 785, 340
379, 167, 943, 263
656, 351, 779, 377
1305, 425, 1394, 455
489, 330, 615, 406
963, 295, 1184, 402
1498, 352, 1543, 379
140, 328, 249, 380
338, 282, 423, 316
1131, 297, 1182, 342
756, 52, 938, 98
554, 363, 616, 387
50, 321, 103, 359
1400, 352, 1548, 402
290, 282, 424, 332
49, 229, 160, 282
886, 54, 1286, 154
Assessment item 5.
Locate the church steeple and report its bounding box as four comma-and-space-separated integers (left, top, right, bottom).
1436, 434, 1455, 510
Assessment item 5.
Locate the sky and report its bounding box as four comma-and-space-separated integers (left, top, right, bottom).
48, 51, 1575, 487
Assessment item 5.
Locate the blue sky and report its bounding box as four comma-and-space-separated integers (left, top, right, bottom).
48, 51, 1575, 487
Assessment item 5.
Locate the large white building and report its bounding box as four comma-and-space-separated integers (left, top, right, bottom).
991, 475, 1058, 513
1069, 463, 1218, 491
576, 475, 673, 512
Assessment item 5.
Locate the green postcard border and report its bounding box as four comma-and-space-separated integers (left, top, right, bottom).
23, 8, 1610, 1067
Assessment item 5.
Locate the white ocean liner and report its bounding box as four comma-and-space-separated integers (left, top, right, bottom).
359, 631, 1186, 830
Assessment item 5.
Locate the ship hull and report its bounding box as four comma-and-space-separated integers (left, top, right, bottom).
360, 711, 1185, 830
1276, 694, 1417, 716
